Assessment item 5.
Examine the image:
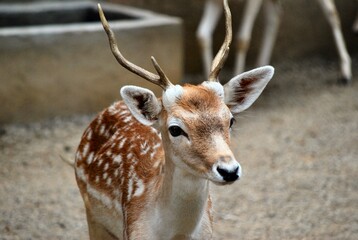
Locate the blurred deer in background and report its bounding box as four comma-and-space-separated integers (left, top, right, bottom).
353, 1, 358, 33
197, 0, 352, 83
75, 0, 274, 239
354, 15, 358, 33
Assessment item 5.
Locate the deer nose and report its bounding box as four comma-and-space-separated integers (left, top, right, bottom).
216, 166, 240, 182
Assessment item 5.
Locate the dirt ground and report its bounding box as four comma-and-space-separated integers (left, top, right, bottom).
1, 56, 357, 240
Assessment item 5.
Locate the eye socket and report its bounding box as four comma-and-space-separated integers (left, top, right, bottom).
230, 118, 236, 128
168, 126, 185, 137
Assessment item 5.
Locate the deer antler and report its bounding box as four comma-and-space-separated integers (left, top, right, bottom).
208, 0, 232, 82
98, 4, 173, 90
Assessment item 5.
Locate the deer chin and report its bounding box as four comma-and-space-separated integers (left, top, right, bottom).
206, 174, 234, 186
211, 179, 237, 186
181, 169, 237, 186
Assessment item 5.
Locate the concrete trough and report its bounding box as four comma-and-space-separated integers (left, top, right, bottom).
0, 1, 183, 124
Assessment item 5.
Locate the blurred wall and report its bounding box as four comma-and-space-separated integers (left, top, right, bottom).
0, 0, 183, 123
2, 0, 357, 74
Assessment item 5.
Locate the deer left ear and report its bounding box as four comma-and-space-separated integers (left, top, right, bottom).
224, 66, 274, 114
120, 86, 162, 126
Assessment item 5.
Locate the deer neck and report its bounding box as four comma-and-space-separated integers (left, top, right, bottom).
154, 150, 211, 237
160, 155, 210, 203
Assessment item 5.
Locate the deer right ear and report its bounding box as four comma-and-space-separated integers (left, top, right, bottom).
120, 86, 162, 126
224, 66, 274, 114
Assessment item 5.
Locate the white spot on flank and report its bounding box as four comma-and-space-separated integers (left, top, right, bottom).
128, 144, 135, 151
123, 116, 132, 123
114, 169, 119, 177
99, 125, 105, 135
118, 138, 126, 149
106, 150, 112, 157
149, 151, 155, 159
108, 104, 118, 114
103, 172, 108, 179
122, 126, 131, 132
82, 143, 90, 157
75, 151, 81, 161
119, 110, 129, 116
104, 163, 109, 171
106, 177, 112, 186
97, 159, 103, 166
86, 129, 93, 140
75, 167, 87, 182
140, 142, 150, 155
153, 142, 161, 150
104, 130, 111, 138
129, 164, 135, 174
95, 175, 100, 183
97, 115, 103, 125
113, 155, 122, 164
127, 153, 133, 160
87, 152, 94, 165
133, 178, 145, 197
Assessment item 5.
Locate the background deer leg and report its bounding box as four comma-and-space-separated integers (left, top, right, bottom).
197, 0, 223, 77
256, 0, 281, 67
234, 0, 263, 74
317, 0, 352, 84
353, 1, 358, 33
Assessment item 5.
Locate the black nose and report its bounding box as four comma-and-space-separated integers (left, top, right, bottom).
217, 166, 239, 182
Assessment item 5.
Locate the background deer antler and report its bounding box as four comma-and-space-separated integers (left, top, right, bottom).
208, 0, 232, 82
98, 4, 173, 90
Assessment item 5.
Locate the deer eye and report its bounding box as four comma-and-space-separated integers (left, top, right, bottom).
168, 126, 186, 137
230, 118, 236, 128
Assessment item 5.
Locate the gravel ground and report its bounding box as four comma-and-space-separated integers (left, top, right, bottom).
1, 57, 357, 239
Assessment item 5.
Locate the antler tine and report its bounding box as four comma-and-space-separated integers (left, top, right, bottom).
98, 4, 172, 89
208, 0, 232, 82
150, 56, 173, 88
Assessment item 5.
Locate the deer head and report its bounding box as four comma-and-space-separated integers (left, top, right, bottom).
98, 0, 274, 184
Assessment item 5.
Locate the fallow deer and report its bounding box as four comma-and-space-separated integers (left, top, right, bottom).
75, 0, 274, 239
197, 0, 352, 83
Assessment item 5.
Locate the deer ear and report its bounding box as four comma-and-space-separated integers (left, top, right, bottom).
120, 86, 162, 126
224, 66, 274, 114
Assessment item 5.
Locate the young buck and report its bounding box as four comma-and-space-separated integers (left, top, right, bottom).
75, 1, 274, 239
